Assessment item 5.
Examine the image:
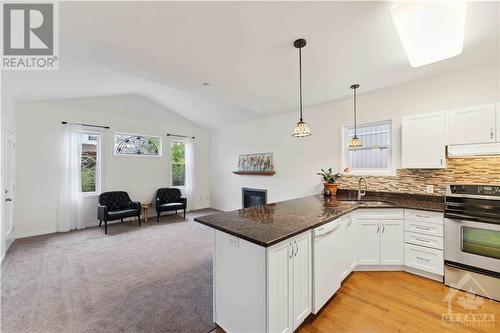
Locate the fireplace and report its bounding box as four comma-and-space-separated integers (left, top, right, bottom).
242, 188, 267, 208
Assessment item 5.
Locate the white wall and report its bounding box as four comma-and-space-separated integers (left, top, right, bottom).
210, 64, 500, 211
15, 95, 211, 238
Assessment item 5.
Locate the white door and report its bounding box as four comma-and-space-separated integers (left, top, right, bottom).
267, 241, 292, 333
3, 130, 15, 242
447, 104, 497, 144
402, 111, 446, 168
291, 232, 311, 330
380, 220, 404, 265
357, 220, 380, 265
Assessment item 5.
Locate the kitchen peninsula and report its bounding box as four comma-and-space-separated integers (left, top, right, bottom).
194, 191, 445, 333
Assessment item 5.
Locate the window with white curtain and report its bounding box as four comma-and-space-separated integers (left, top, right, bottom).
171, 141, 186, 187
80, 132, 101, 194
341, 120, 393, 175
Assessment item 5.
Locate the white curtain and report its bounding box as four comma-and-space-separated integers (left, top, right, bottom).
58, 125, 84, 232
184, 139, 195, 211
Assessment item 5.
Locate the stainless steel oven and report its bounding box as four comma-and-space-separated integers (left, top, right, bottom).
444, 184, 500, 301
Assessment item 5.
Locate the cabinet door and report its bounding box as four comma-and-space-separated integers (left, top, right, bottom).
402, 111, 446, 169
291, 232, 312, 330
341, 215, 356, 279
497, 104, 499, 143
267, 242, 292, 333
347, 215, 357, 271
357, 220, 380, 265
447, 104, 496, 144
380, 220, 404, 265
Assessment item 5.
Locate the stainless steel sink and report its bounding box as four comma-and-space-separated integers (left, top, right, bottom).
338, 200, 392, 206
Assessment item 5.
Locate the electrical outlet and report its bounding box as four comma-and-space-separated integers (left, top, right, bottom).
426, 185, 434, 194
229, 237, 239, 248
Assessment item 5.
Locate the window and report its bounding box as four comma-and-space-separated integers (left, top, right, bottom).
81, 132, 101, 193
341, 120, 393, 175
171, 142, 185, 187
114, 133, 161, 156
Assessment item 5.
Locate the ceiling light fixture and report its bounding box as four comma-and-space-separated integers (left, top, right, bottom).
292, 38, 311, 137
391, 1, 467, 67
349, 84, 362, 148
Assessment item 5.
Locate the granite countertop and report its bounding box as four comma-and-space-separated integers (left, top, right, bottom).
194, 190, 444, 247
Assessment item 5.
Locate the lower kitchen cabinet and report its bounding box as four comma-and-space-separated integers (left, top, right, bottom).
356, 209, 404, 266
357, 220, 381, 264
380, 220, 404, 265
268, 231, 311, 333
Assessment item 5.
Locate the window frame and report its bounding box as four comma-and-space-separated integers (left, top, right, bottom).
170, 140, 186, 189
80, 130, 102, 197
340, 119, 395, 176
113, 132, 163, 158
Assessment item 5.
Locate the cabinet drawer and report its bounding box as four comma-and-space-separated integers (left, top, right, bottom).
404, 209, 443, 225
357, 209, 404, 220
405, 231, 443, 250
405, 244, 443, 275
405, 219, 443, 237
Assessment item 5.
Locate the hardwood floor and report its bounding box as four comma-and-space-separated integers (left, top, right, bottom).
210, 271, 499, 333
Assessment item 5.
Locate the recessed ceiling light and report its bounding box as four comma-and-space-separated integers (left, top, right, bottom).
202, 82, 211, 87
391, 1, 467, 67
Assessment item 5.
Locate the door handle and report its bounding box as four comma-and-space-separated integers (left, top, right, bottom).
5, 198, 12, 202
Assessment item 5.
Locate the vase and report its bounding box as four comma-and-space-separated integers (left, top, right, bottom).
323, 183, 338, 197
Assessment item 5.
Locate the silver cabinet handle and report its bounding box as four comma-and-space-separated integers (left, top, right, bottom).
416, 237, 431, 243
289, 243, 294, 259
382, 223, 385, 233
491, 128, 495, 140
5, 198, 12, 202
377, 224, 380, 233
416, 256, 430, 262
415, 225, 430, 230
294, 241, 298, 257
415, 214, 430, 219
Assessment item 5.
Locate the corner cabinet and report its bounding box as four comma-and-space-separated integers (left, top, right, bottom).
446, 104, 497, 145
268, 231, 311, 333
402, 111, 446, 169
356, 209, 404, 265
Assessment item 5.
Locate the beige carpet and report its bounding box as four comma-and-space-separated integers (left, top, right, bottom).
1, 209, 218, 333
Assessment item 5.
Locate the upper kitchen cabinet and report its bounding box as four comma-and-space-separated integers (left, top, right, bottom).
402, 111, 446, 169
446, 104, 497, 145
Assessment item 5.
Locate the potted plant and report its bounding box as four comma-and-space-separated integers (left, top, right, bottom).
317, 167, 342, 197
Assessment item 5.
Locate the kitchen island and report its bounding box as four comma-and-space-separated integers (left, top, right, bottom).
195, 191, 444, 333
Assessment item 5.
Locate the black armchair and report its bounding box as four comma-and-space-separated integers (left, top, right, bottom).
98, 191, 141, 234
155, 188, 187, 221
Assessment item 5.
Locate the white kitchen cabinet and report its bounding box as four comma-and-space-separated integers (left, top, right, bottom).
268, 231, 311, 332
291, 232, 312, 328
497, 103, 500, 142
402, 111, 446, 169
447, 104, 497, 145
356, 219, 380, 265
355, 209, 404, 266
343, 214, 357, 277
267, 241, 292, 333
380, 220, 404, 265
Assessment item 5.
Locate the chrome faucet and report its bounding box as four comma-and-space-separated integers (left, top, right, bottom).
358, 177, 367, 200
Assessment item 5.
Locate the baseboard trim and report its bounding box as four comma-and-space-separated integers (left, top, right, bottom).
355, 264, 443, 282
404, 266, 443, 282
15, 227, 59, 239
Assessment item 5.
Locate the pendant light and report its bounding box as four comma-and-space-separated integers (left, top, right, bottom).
292, 38, 311, 137
349, 84, 362, 147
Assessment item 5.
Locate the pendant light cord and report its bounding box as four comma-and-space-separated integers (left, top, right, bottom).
299, 47, 303, 122
353, 86, 357, 137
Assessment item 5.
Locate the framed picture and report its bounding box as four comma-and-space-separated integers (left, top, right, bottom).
238, 153, 273, 172
114, 133, 162, 156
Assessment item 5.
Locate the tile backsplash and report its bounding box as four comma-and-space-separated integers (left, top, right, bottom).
338, 157, 500, 196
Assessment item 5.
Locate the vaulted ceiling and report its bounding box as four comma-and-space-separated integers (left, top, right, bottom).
4, 1, 499, 129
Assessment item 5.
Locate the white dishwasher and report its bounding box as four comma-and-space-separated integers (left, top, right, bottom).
313, 217, 345, 314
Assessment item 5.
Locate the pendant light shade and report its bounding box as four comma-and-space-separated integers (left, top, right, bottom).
349, 84, 362, 147
292, 38, 311, 137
